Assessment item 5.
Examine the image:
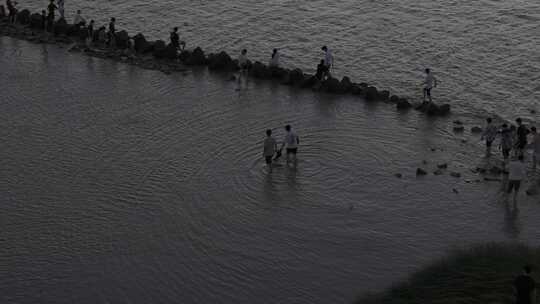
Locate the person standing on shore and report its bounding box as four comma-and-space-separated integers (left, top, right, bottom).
6, 0, 17, 23
57, 0, 64, 19
507, 155, 526, 205
513, 265, 536, 304
481, 117, 498, 157
263, 129, 278, 173
516, 118, 529, 158
500, 124, 513, 161
108, 17, 116, 48
280, 125, 300, 168
422, 68, 438, 103
73, 9, 85, 26
269, 48, 280, 67
321, 45, 333, 79
46, 0, 57, 32
531, 126, 540, 171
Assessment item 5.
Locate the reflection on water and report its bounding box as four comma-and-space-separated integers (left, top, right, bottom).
1, 37, 540, 304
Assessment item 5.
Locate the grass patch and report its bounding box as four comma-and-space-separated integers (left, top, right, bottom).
357, 243, 540, 304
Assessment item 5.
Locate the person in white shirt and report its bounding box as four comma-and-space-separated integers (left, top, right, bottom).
269, 48, 279, 67
423, 68, 438, 103
280, 125, 300, 167
321, 45, 333, 79
57, 0, 64, 19
263, 129, 277, 173
507, 155, 527, 204
73, 9, 85, 26
531, 126, 540, 170
481, 117, 498, 157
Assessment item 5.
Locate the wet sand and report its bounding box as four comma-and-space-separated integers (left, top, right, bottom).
1, 36, 540, 304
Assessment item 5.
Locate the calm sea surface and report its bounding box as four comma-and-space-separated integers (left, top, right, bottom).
2, 36, 540, 304
20, 0, 540, 121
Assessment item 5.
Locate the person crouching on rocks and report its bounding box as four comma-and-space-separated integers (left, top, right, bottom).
269, 48, 280, 68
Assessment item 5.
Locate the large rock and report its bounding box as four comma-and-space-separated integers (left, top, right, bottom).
365, 86, 379, 101
300, 75, 317, 88
249, 61, 271, 78
154, 42, 177, 59
115, 30, 130, 49
416, 102, 451, 116
270, 66, 287, 79
351, 84, 364, 95
396, 98, 412, 110
340, 76, 353, 93
379, 90, 390, 101
208, 51, 234, 70
133, 33, 151, 53
287, 68, 305, 86
29, 13, 42, 29
16, 9, 30, 25
321, 77, 341, 93
389, 95, 399, 103
185, 46, 206, 65
53, 18, 69, 36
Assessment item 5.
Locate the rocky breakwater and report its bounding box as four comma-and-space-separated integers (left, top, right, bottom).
0, 6, 451, 117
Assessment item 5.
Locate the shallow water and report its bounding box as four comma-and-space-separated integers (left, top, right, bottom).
1, 37, 540, 304
19, 0, 540, 121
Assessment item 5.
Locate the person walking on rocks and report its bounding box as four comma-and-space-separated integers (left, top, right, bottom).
170, 27, 180, 50
321, 45, 333, 79
6, 0, 17, 23
263, 129, 278, 173
73, 9, 85, 26
422, 68, 438, 103
531, 126, 540, 171
108, 17, 116, 48
57, 0, 64, 19
481, 117, 498, 157
516, 118, 529, 158
46, 0, 57, 32
280, 125, 300, 168
269, 48, 280, 67
507, 155, 527, 205
500, 124, 513, 161
513, 265, 536, 304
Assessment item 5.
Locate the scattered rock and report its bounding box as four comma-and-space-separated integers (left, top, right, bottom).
351, 84, 364, 95
416, 102, 451, 116
453, 188, 459, 194
422, 160, 428, 165
379, 90, 390, 101
207, 51, 234, 70
433, 169, 444, 175
437, 163, 448, 169
394, 173, 402, 178
453, 125, 465, 132
484, 177, 501, 182
530, 109, 537, 114
154, 42, 177, 59
416, 168, 427, 176
29, 13, 43, 29
340, 76, 353, 93
321, 77, 341, 93
471, 126, 483, 133
288, 68, 305, 86
450, 172, 461, 178
389, 95, 399, 103
453, 120, 463, 125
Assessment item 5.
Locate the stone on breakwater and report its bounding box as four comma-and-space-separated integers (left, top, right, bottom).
390, 95, 399, 103
207, 51, 234, 70
270, 66, 287, 79
471, 126, 483, 133
351, 84, 364, 95
416, 102, 451, 116
133, 33, 151, 53
321, 77, 341, 93
286, 68, 305, 86
300, 75, 317, 88
396, 98, 412, 110
340, 76, 353, 93
379, 90, 390, 101
54, 18, 69, 36
365, 86, 378, 101
152, 40, 177, 59
115, 30, 130, 49
185, 46, 206, 65
416, 168, 427, 176
17, 9, 30, 25
250, 61, 271, 78
29, 12, 42, 29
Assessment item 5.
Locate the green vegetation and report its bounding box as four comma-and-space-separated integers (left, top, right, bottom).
357, 243, 540, 304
